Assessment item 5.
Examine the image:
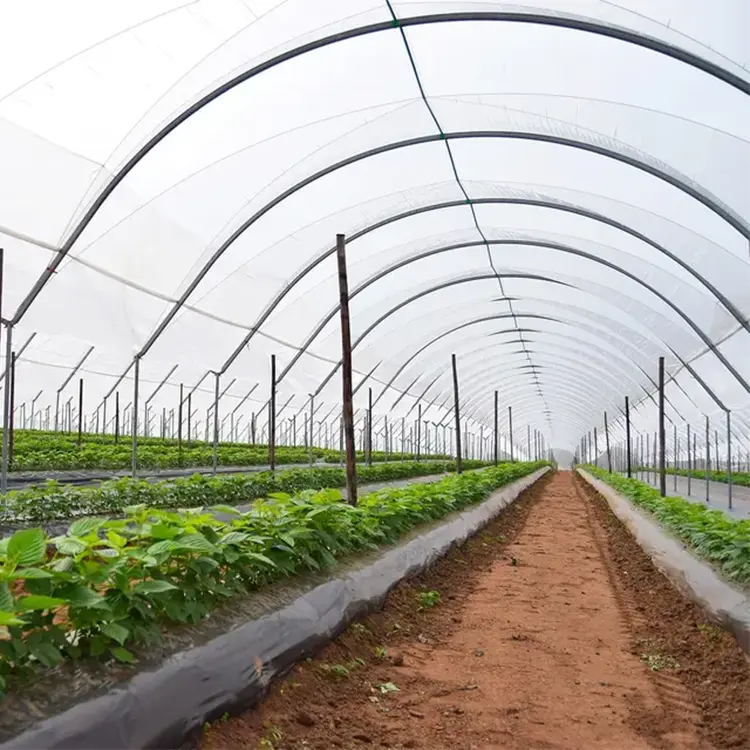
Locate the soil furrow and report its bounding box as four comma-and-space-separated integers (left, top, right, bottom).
200, 471, 748, 750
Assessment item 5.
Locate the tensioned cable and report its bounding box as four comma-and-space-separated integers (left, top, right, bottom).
385, 0, 550, 432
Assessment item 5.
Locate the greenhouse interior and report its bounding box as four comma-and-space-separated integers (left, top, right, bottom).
0, 2, 748, 748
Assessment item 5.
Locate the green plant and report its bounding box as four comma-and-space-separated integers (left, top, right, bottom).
0, 461, 547, 699
378, 681, 399, 694
582, 466, 750, 584
416, 590, 441, 610
374, 646, 388, 660
1, 459, 490, 525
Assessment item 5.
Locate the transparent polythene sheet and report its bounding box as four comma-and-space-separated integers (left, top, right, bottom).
0, 2, 748, 453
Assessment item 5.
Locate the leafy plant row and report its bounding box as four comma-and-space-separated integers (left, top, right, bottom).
0, 461, 548, 698
1, 460, 489, 525
582, 466, 750, 585
643, 467, 750, 488
5, 430, 444, 472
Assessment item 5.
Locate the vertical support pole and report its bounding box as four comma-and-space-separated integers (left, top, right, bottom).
416, 403, 422, 461
367, 387, 373, 466
77, 378, 84, 446
178, 383, 184, 467
187, 393, 192, 445
705, 415, 710, 504
493, 390, 499, 465
401, 417, 405, 460
269, 355, 276, 472
131, 357, 140, 478
212, 373, 220, 474
658, 356, 666, 496
604, 411, 612, 472
308, 394, 314, 467
726, 411, 733, 510
686, 423, 691, 495
527, 424, 531, 462
594, 427, 599, 468
508, 406, 514, 461
451, 354, 462, 474
115, 391, 120, 444
1, 325, 13, 490
336, 234, 357, 505
673, 423, 678, 492
8, 354, 15, 469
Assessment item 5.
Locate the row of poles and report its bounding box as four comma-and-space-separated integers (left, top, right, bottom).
0, 238, 552, 497
576, 357, 740, 510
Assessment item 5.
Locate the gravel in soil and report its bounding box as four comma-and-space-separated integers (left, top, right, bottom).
200, 471, 749, 750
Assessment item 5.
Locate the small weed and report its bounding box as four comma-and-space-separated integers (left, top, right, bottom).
350, 623, 370, 637
641, 653, 679, 671
510, 556, 519, 566
289, 680, 302, 689
260, 722, 283, 748
378, 681, 400, 694
417, 590, 441, 610
697, 623, 723, 643
374, 646, 389, 660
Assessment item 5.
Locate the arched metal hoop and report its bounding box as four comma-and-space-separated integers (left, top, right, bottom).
13, 9, 748, 330
292, 240, 750, 397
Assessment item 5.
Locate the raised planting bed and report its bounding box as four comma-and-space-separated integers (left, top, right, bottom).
649, 467, 750, 488
4, 429, 447, 472
578, 467, 750, 654
0, 459, 490, 531
0, 461, 549, 749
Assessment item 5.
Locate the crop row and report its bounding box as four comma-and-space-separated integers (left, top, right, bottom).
0, 461, 547, 698
583, 466, 750, 585
646, 467, 750, 488
1, 459, 490, 525
5, 430, 445, 472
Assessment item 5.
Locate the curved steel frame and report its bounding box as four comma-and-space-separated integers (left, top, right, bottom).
279, 235, 702, 382
221, 196, 746, 373
307, 240, 750, 396
13, 8, 747, 326
373, 315, 658, 407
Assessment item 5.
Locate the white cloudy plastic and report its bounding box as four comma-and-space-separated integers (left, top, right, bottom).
0, 0, 748, 456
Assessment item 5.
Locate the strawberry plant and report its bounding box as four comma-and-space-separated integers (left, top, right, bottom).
583, 466, 750, 585
0, 461, 547, 699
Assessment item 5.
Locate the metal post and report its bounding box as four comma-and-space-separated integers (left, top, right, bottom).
77, 378, 84, 446
726, 411, 733, 510
131, 357, 140, 478
527, 424, 531, 462
493, 390, 499, 465
604, 412, 612, 472
269, 356, 276, 471
687, 423, 691, 495
177, 383, 184, 466
212, 372, 220, 474
416, 403, 422, 461
658, 356, 666, 496
367, 387, 373, 466
308, 393, 314, 467
451, 354, 462, 474
594, 427, 599, 468
8, 354, 15, 469
115, 391, 120, 443
336, 234, 357, 504
508, 406, 514, 461
673, 423, 678, 492
705, 415, 710, 504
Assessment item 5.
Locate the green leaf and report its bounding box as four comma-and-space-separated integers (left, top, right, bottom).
146, 540, 175, 557
54, 538, 87, 556
245, 552, 277, 568
51, 557, 74, 573
16, 595, 66, 612
100, 622, 130, 645
8, 528, 46, 565
210, 504, 241, 515
111, 646, 136, 664
219, 531, 249, 546
60, 585, 110, 609
69, 517, 105, 537
123, 504, 147, 515
31, 642, 64, 668
133, 580, 178, 594
0, 583, 14, 611
174, 534, 215, 553
15, 568, 54, 579
0, 610, 23, 626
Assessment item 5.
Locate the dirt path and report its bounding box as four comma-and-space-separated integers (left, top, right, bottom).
201, 471, 748, 750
